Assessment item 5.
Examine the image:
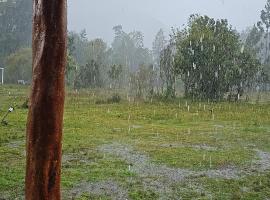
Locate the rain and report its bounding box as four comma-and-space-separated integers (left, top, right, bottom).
0, 0, 270, 199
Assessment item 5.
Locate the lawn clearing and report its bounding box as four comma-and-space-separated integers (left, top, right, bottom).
0, 85, 270, 199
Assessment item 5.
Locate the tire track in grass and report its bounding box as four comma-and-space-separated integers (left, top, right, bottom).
99, 143, 270, 199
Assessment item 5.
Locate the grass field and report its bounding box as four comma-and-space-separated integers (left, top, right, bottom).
0, 85, 270, 199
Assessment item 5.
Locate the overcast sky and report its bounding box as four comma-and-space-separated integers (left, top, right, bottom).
67, 0, 266, 48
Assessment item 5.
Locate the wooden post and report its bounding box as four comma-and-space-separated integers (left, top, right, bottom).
25, 0, 67, 199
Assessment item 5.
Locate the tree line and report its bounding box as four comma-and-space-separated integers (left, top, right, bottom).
1, 0, 270, 100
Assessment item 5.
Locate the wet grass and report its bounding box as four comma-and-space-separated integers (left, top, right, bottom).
0, 85, 270, 199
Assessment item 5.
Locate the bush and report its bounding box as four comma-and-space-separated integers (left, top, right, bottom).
95, 94, 121, 104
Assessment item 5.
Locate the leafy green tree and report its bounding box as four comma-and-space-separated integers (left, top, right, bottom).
0, 0, 32, 66
261, 0, 270, 62
111, 25, 152, 70
245, 25, 264, 54
174, 15, 260, 100
129, 64, 155, 99
152, 29, 166, 93
66, 53, 78, 87
108, 64, 123, 89
65, 33, 79, 86
160, 38, 177, 98
259, 0, 270, 89
153, 29, 166, 67
5, 47, 32, 83
74, 60, 102, 89
68, 30, 89, 66
86, 39, 107, 63
244, 1, 270, 90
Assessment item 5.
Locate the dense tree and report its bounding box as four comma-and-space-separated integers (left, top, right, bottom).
174, 15, 260, 100
111, 25, 152, 71
160, 38, 177, 98
74, 60, 102, 89
68, 30, 89, 66
108, 64, 123, 89
66, 54, 78, 87
0, 0, 32, 66
244, 0, 270, 90
129, 64, 155, 99
152, 29, 167, 93
5, 48, 32, 83
153, 29, 166, 67
261, 0, 270, 63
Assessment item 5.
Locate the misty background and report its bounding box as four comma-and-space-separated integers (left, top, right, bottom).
1, 0, 270, 100
68, 0, 266, 47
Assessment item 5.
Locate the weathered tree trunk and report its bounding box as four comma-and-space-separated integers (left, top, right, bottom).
25, 0, 67, 199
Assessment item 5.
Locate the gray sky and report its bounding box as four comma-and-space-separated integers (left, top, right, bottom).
68, 0, 266, 48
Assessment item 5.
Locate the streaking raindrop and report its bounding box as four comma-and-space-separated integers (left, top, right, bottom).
193, 62, 196, 70
241, 45, 245, 53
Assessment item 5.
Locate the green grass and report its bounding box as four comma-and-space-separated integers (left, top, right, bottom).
0, 85, 270, 199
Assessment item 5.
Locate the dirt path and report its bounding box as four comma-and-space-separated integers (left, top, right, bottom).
66, 142, 270, 199
98, 143, 270, 199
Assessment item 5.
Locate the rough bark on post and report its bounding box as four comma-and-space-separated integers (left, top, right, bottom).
25, 0, 67, 199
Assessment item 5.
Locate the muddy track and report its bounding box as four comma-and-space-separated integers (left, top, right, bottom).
65, 142, 270, 199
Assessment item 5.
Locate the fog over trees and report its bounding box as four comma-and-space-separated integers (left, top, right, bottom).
0, 0, 269, 100
1, 1, 270, 199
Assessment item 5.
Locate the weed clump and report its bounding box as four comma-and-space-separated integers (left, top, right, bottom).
96, 94, 121, 104
21, 98, 29, 109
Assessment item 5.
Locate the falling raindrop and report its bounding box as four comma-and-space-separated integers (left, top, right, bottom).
213, 45, 216, 52
201, 45, 204, 51
241, 45, 245, 53
215, 71, 218, 78
193, 62, 196, 70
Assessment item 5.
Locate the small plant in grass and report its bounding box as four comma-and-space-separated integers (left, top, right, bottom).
21, 98, 29, 109
96, 94, 121, 104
